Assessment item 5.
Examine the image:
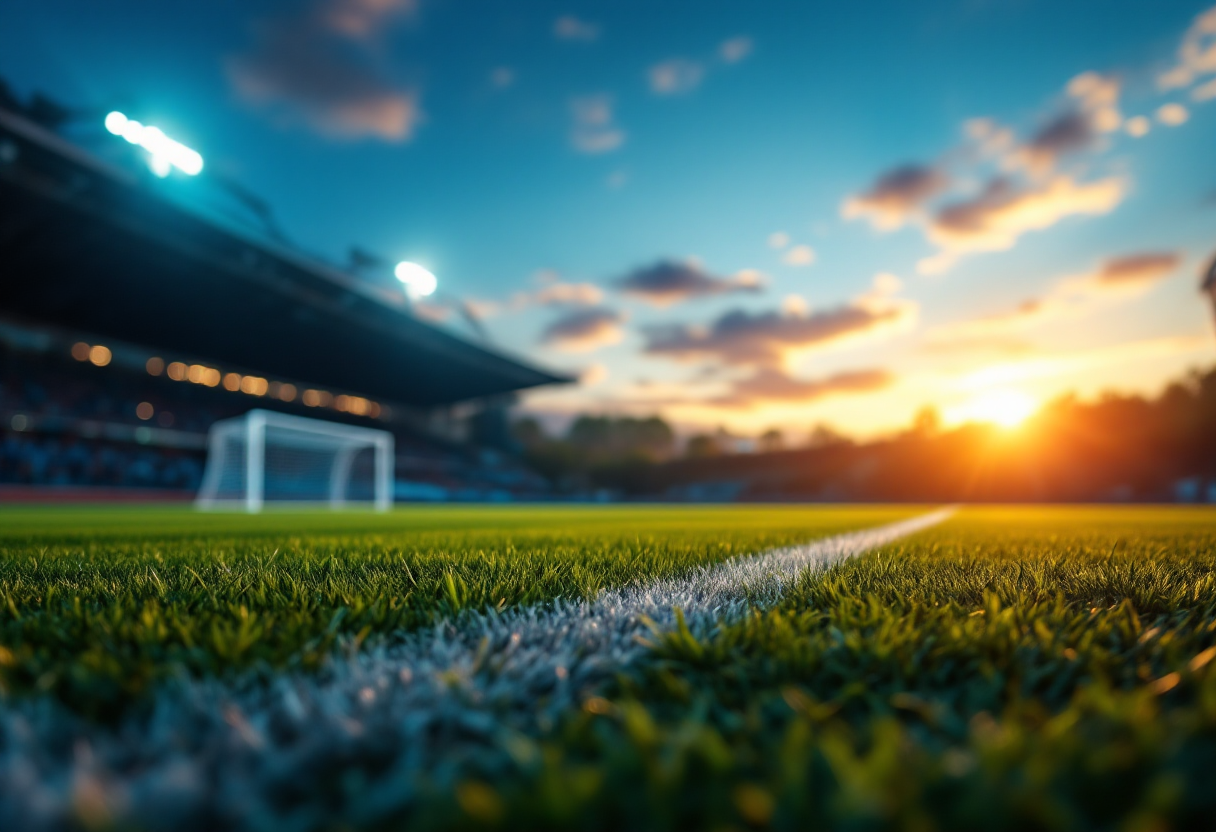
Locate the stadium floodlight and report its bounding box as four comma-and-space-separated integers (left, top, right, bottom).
196, 409, 394, 512
104, 111, 204, 176
394, 261, 438, 299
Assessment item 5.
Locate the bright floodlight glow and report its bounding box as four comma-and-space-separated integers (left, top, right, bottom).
103, 111, 204, 176
104, 111, 128, 135
121, 120, 144, 144
394, 262, 438, 297
148, 155, 172, 178
953, 389, 1037, 429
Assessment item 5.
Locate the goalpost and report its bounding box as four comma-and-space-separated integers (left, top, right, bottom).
196, 409, 394, 512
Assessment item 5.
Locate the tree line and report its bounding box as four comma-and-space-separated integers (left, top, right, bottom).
513, 363, 1216, 502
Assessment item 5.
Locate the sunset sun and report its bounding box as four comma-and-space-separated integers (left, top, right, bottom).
951, 389, 1038, 429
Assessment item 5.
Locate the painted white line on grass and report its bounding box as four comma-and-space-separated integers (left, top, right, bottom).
0, 508, 953, 831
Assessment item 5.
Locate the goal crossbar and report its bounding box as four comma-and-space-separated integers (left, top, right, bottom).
196, 409, 394, 512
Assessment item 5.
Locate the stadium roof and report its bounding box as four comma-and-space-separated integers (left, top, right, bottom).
0, 104, 571, 407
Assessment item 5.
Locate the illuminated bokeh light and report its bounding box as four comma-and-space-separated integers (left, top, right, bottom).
104, 111, 204, 176
88, 345, 112, 367
130, 351, 382, 419
394, 262, 438, 298
240, 376, 268, 396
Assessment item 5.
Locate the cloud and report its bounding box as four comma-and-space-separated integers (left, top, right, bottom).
929, 298, 1059, 343
929, 251, 1181, 343
227, 0, 419, 141
649, 59, 705, 95
842, 73, 1124, 265
782, 245, 816, 266
767, 232, 790, 249
554, 15, 599, 41
782, 295, 809, 316
714, 367, 894, 407
580, 363, 609, 386
1194, 77, 1216, 101
644, 295, 917, 368
919, 174, 1126, 274
1125, 115, 1151, 137
1157, 102, 1190, 125
1015, 111, 1097, 174
720, 36, 753, 63
570, 95, 624, 153
1074, 71, 1118, 121
965, 118, 1016, 160
540, 307, 626, 352
322, 0, 417, 37
466, 281, 604, 319
959, 335, 1213, 392
1067, 71, 1122, 131
870, 272, 903, 297
535, 282, 605, 305
1158, 5, 1216, 91
1013, 72, 1121, 173
615, 261, 765, 306
1088, 252, 1181, 287
842, 164, 950, 230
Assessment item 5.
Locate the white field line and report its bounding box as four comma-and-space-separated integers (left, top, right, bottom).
0, 508, 952, 831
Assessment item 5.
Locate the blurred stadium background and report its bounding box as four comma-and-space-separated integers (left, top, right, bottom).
2, 79, 1215, 506
0, 80, 571, 504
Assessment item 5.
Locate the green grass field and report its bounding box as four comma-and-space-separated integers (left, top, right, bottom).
1, 505, 1214, 831
0, 505, 917, 717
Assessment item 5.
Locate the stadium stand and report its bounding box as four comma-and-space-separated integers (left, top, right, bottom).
0, 83, 568, 501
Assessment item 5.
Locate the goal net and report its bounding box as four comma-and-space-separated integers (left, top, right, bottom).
196, 409, 394, 512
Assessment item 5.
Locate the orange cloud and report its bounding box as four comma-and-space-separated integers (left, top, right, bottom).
1157, 103, 1190, 125
644, 294, 916, 368
1158, 5, 1216, 91
1011, 73, 1121, 174
227, 0, 419, 141
919, 175, 1126, 274
929, 251, 1181, 343
466, 281, 605, 319
1087, 252, 1181, 288
615, 261, 764, 306
322, 0, 416, 38
782, 245, 816, 266
1194, 77, 1216, 101
713, 367, 894, 407
540, 308, 626, 352
842, 164, 949, 230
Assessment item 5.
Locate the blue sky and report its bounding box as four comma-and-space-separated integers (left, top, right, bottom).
3, 0, 1214, 438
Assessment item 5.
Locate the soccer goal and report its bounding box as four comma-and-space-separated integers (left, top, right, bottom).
196, 409, 394, 512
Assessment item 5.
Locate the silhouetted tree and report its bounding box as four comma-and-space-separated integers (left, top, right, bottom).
759, 428, 784, 453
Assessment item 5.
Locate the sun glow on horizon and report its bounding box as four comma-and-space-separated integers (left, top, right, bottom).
946, 389, 1038, 429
